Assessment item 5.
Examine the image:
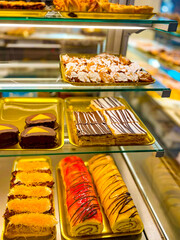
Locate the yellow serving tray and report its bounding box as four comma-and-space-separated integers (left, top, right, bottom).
2, 156, 56, 240
57, 161, 143, 239
65, 97, 155, 146
0, 9, 48, 17
60, 54, 155, 86
60, 11, 155, 19
0, 97, 64, 150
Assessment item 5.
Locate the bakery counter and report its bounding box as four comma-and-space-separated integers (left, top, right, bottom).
0, 152, 163, 240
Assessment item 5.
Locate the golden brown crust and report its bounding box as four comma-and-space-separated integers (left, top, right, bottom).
53, 0, 153, 13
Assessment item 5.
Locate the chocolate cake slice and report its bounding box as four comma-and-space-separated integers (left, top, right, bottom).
19, 126, 57, 149
0, 124, 19, 148
25, 113, 57, 129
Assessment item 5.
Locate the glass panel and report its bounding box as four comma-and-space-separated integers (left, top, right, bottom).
123, 152, 180, 240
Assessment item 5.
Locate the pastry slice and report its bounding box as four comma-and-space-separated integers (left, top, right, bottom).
103, 109, 138, 125
88, 154, 144, 234
0, 124, 19, 148
8, 185, 52, 201
73, 111, 106, 124
60, 156, 103, 236
90, 97, 125, 111
74, 123, 114, 146
4, 198, 53, 219
14, 159, 51, 174
19, 126, 57, 149
5, 213, 57, 238
10, 172, 54, 188
108, 122, 147, 144
25, 113, 57, 129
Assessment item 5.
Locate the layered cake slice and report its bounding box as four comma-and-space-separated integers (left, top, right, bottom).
109, 122, 147, 144
25, 113, 57, 129
75, 123, 114, 146
8, 185, 52, 201
10, 172, 54, 188
88, 154, 144, 234
19, 126, 57, 149
5, 213, 57, 238
0, 124, 19, 148
73, 111, 106, 124
4, 198, 54, 219
103, 109, 138, 124
60, 156, 103, 236
90, 97, 125, 111
15, 159, 51, 173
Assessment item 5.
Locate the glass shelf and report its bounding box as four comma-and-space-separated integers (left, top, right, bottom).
0, 137, 164, 158
0, 61, 170, 95
0, 77, 171, 95
0, 16, 177, 32
128, 46, 180, 81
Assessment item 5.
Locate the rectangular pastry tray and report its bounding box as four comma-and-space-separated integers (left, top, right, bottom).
0, 97, 64, 150
60, 54, 155, 86
65, 97, 155, 146
2, 156, 56, 240
0, 9, 49, 17
56, 161, 143, 239
59, 11, 155, 19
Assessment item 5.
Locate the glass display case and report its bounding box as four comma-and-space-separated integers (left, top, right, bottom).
0, 1, 179, 240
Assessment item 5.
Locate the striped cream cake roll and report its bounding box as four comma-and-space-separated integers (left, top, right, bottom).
60, 156, 103, 236
88, 154, 143, 234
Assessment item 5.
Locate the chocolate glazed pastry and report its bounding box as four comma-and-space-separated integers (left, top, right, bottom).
25, 113, 57, 129
19, 126, 57, 149
0, 124, 19, 148
88, 154, 144, 234
60, 156, 103, 236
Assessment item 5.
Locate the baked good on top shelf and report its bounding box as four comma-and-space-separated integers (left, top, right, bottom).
59, 156, 103, 236
54, 0, 153, 14
19, 126, 57, 149
0, 1, 46, 10
88, 154, 144, 234
0, 124, 19, 148
25, 113, 57, 129
61, 53, 154, 84
90, 97, 125, 111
